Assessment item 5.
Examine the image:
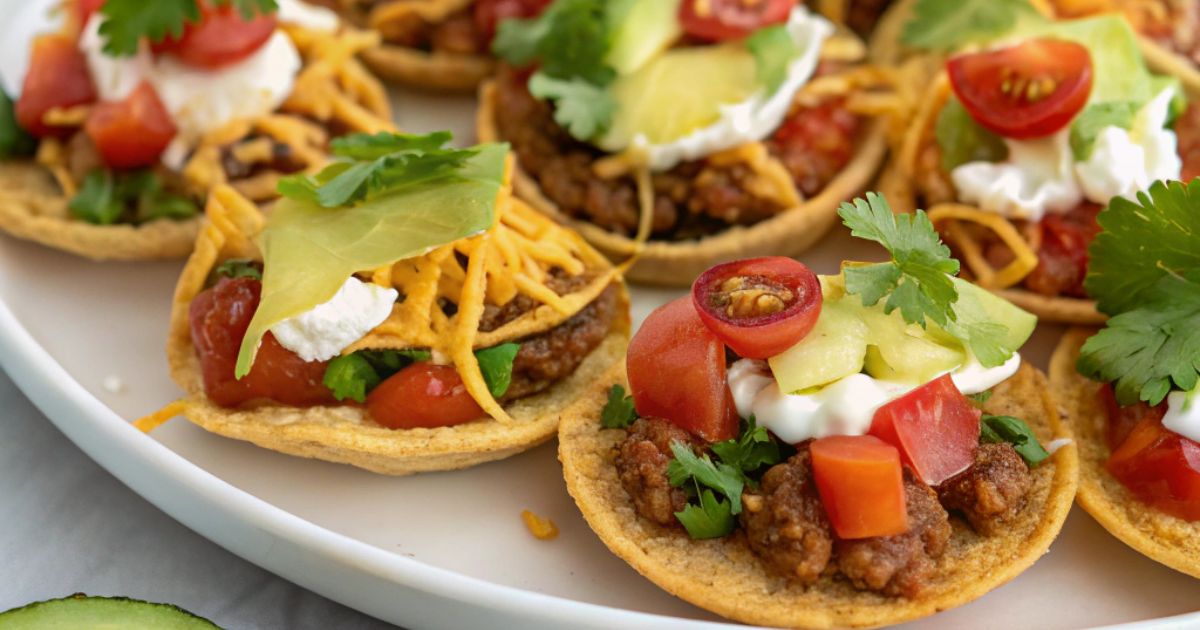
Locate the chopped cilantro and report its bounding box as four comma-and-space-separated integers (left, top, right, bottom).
215, 259, 262, 281
901, 0, 1044, 52
674, 488, 736, 539
709, 417, 782, 482
492, 0, 615, 85
98, 0, 276, 56
600, 384, 638, 429
1069, 102, 1138, 160
746, 25, 796, 94
323, 353, 381, 403
935, 96, 1007, 171
666, 442, 744, 515
68, 169, 199, 226
967, 390, 994, 408
527, 74, 615, 140
837, 193, 960, 327
69, 171, 124, 225
0, 89, 35, 158
980, 414, 1049, 466
476, 342, 521, 398
276, 132, 481, 208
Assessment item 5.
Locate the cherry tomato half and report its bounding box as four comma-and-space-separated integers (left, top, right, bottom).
189, 277, 335, 408
155, 1, 277, 69
810, 435, 908, 539
1108, 415, 1200, 521
868, 374, 981, 486
15, 34, 97, 138
474, 0, 554, 47
85, 81, 176, 169
678, 0, 796, 42
691, 257, 822, 359
947, 38, 1093, 140
627, 296, 738, 442
366, 363, 486, 430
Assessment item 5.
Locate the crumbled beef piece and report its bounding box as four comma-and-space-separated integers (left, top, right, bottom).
740, 450, 834, 584
615, 417, 699, 527
937, 443, 1032, 536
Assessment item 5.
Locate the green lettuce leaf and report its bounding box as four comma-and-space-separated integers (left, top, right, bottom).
1069, 102, 1138, 160
901, 0, 1044, 52
235, 144, 508, 378
935, 96, 1008, 171
476, 342, 520, 397
746, 25, 796, 93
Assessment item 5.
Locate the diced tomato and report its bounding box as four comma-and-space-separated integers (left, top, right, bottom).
84, 81, 176, 169
627, 296, 738, 442
1107, 415, 1200, 521
155, 1, 277, 69
189, 277, 336, 407
691, 257, 822, 359
473, 0, 553, 46
947, 38, 1093, 140
15, 34, 97, 138
1100, 383, 1167, 452
1024, 203, 1101, 298
810, 435, 908, 539
868, 374, 981, 486
678, 0, 795, 42
75, 0, 106, 28
366, 363, 485, 429
768, 97, 860, 197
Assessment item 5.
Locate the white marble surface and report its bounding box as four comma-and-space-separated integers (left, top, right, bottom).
0, 368, 395, 630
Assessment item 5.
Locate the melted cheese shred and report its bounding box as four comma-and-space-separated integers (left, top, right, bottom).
133, 400, 190, 433
894, 71, 1046, 291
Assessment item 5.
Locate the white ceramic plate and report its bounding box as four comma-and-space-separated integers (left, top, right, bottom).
2, 2, 1199, 628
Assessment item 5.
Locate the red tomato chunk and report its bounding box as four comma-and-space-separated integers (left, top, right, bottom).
810, 435, 908, 539
869, 375, 981, 486
1105, 402, 1200, 521
16, 35, 96, 138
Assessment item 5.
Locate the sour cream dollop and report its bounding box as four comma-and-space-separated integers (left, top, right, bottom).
270, 277, 399, 362
1163, 385, 1200, 444
728, 353, 1021, 444
952, 86, 1181, 221
78, 15, 303, 169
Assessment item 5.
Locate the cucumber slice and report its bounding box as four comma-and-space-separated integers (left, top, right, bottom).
0, 595, 220, 629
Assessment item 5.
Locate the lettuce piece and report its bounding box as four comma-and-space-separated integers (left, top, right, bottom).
234, 143, 509, 377
935, 96, 1008, 170
1025, 15, 1155, 106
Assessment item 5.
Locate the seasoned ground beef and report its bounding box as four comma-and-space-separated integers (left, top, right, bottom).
937, 443, 1032, 536
492, 66, 860, 240
835, 471, 951, 598
503, 284, 619, 400
741, 450, 834, 584
479, 269, 595, 332
615, 417, 699, 527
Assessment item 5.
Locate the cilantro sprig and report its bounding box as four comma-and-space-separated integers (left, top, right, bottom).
600, 384, 638, 429
277, 132, 481, 208
68, 169, 199, 226
980, 414, 1049, 466
323, 345, 520, 403
98, 0, 278, 57
1077, 179, 1200, 406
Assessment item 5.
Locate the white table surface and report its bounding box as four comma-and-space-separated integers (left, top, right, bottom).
0, 367, 396, 630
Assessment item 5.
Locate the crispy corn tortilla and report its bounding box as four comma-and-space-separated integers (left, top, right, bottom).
360, 45, 492, 92
0, 161, 200, 260
1050, 328, 1200, 578
476, 81, 890, 287
163, 187, 631, 476
559, 362, 1078, 628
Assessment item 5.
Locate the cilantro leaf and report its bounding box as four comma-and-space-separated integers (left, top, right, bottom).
99, 0, 201, 56
0, 89, 35, 158
1077, 270, 1200, 406
600, 384, 638, 429
980, 414, 1049, 466
838, 193, 960, 328
323, 353, 381, 403
1069, 102, 1138, 160
213, 0, 277, 19
68, 170, 125, 225
492, 0, 615, 86
674, 488, 736, 539
215, 259, 263, 281
137, 191, 200, 223
528, 73, 615, 140
667, 442, 744, 515
710, 418, 782, 480
935, 96, 1007, 171
1086, 178, 1200, 316
476, 342, 521, 398
746, 25, 796, 94
276, 132, 481, 208
944, 320, 1011, 368
967, 390, 994, 407
901, 0, 1044, 52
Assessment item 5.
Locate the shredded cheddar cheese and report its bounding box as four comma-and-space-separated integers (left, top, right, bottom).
133, 400, 189, 433
927, 205, 1040, 290
521, 509, 560, 541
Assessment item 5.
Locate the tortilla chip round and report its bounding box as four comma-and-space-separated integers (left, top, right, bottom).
476, 81, 890, 287
1050, 328, 1200, 578
558, 362, 1078, 628
0, 161, 199, 260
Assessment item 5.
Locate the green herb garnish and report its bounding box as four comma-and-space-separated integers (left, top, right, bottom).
599, 384, 638, 429
322, 346, 517, 404
709, 417, 782, 481
98, 0, 277, 57
0, 89, 35, 158
674, 488, 736, 539
980, 414, 1050, 466
476, 342, 521, 398
68, 169, 198, 226
935, 96, 1007, 171
215, 259, 262, 281
746, 25, 796, 94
